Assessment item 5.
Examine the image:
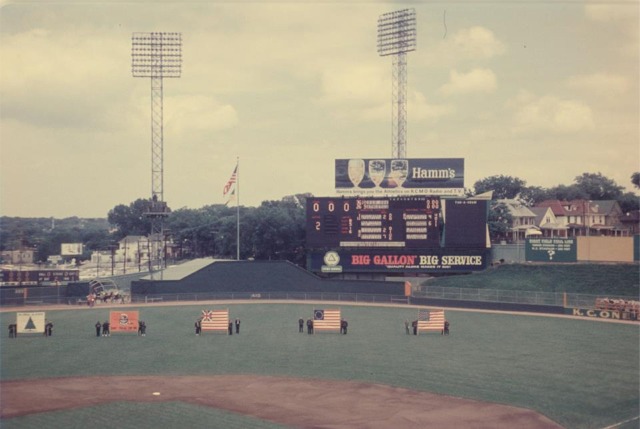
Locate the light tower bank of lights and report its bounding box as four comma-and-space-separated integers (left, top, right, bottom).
131, 32, 182, 273
377, 9, 416, 159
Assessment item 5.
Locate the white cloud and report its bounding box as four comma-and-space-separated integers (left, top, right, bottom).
567, 73, 631, 95
165, 95, 239, 136
409, 92, 455, 121
439, 68, 497, 96
319, 64, 387, 108
446, 26, 506, 62
418, 26, 507, 70
508, 91, 594, 135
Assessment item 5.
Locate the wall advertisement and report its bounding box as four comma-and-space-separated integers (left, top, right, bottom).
309, 248, 489, 274
335, 158, 464, 196
525, 238, 577, 262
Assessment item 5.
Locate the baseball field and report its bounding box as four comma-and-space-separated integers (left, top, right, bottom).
1, 302, 638, 429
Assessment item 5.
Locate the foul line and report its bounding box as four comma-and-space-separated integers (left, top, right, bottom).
601, 416, 640, 429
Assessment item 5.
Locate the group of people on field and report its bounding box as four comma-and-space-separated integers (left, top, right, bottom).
194, 318, 241, 335
405, 320, 450, 335
297, 318, 348, 334
7, 321, 53, 337
93, 320, 146, 336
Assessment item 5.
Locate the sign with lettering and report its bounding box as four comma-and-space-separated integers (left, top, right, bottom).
526, 238, 577, 262
308, 249, 489, 273
335, 158, 464, 196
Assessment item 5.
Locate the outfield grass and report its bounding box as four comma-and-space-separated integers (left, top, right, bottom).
426, 263, 640, 296
1, 303, 638, 429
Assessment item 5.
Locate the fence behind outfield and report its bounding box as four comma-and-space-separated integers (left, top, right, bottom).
1, 286, 637, 313
0, 290, 409, 307
412, 285, 637, 309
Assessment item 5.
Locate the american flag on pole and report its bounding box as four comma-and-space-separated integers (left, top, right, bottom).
200, 309, 229, 333
417, 309, 445, 333
223, 164, 237, 205
313, 309, 341, 332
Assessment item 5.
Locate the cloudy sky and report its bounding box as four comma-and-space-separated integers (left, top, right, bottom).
1, 1, 638, 218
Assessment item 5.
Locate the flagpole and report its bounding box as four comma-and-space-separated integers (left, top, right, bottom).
236, 157, 240, 260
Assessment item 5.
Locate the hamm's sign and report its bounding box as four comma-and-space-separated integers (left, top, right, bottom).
310, 249, 489, 273
335, 158, 464, 196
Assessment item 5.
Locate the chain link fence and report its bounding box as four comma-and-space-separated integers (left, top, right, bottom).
413, 285, 637, 309
2, 286, 636, 313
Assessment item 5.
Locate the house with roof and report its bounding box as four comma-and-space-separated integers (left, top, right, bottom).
534, 200, 629, 237
497, 199, 539, 242
529, 206, 568, 238
619, 210, 640, 235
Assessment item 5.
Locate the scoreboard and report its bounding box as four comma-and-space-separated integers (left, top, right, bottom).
443, 199, 488, 248
306, 196, 441, 248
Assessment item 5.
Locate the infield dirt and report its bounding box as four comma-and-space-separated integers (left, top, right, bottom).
1, 375, 564, 428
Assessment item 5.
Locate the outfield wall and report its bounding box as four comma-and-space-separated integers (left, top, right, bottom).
493, 236, 637, 263
576, 236, 634, 262
131, 260, 406, 296
410, 296, 565, 314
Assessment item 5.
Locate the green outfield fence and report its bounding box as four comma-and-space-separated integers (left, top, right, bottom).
414, 285, 638, 309
1, 286, 637, 314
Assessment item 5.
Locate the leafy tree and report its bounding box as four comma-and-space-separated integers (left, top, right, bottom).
548, 184, 589, 201
518, 186, 553, 206
487, 201, 513, 243
631, 172, 640, 189
572, 172, 624, 200
473, 175, 526, 199
618, 192, 640, 213
107, 198, 152, 239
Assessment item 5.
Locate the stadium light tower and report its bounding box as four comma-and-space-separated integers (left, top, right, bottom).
377, 9, 416, 159
131, 32, 182, 272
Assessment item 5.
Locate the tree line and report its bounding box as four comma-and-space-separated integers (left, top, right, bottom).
1, 172, 638, 265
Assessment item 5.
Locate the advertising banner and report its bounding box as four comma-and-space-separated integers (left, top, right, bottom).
335, 158, 464, 196
61, 243, 84, 256
566, 308, 637, 321
109, 310, 140, 333
308, 248, 489, 274
525, 238, 577, 262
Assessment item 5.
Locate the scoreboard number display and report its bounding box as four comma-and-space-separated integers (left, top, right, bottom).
306, 196, 441, 248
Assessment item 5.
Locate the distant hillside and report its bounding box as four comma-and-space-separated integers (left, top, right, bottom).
424, 263, 639, 297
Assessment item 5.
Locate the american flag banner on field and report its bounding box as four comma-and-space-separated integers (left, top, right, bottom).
313, 309, 341, 332
201, 309, 229, 333
223, 164, 238, 205
417, 309, 445, 333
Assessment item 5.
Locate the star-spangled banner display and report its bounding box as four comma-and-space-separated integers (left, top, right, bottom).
313, 308, 341, 331
201, 309, 229, 332
418, 309, 430, 321
417, 309, 445, 333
